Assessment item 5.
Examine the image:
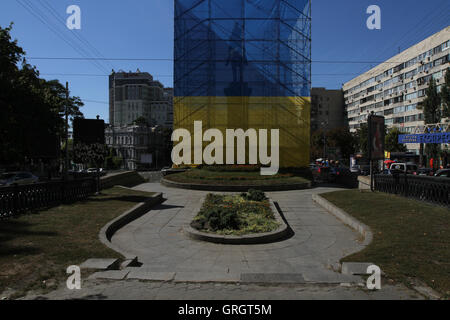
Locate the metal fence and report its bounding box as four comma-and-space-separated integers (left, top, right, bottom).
374, 174, 450, 207
0, 178, 96, 219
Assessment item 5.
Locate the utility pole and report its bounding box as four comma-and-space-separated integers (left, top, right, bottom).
65, 81, 69, 181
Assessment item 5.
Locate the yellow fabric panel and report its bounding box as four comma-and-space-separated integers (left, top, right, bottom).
174, 96, 311, 168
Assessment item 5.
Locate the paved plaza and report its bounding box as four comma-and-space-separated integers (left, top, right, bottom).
23, 182, 422, 300
110, 183, 365, 283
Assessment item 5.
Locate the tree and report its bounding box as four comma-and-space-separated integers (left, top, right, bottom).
418, 78, 442, 167
355, 123, 369, 158
440, 67, 450, 118
0, 23, 84, 166
132, 116, 148, 126
73, 143, 108, 168
419, 78, 441, 124
310, 129, 326, 160
326, 127, 358, 162
385, 127, 407, 153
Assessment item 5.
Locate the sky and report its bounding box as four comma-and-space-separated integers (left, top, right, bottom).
1, 0, 449, 122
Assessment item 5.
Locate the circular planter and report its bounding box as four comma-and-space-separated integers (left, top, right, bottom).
184, 200, 290, 244
161, 177, 311, 192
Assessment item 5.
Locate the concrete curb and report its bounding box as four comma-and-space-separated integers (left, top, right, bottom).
99, 191, 164, 260
312, 194, 373, 246
184, 199, 290, 245
161, 177, 311, 192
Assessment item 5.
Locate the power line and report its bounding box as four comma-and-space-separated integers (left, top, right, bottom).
29, 56, 412, 64
38, 0, 115, 72
41, 72, 363, 77
16, 0, 110, 74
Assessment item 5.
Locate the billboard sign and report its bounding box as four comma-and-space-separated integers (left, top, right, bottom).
399, 133, 450, 144
73, 118, 105, 146
368, 114, 385, 160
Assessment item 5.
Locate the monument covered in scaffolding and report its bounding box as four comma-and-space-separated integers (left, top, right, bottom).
174, 0, 311, 167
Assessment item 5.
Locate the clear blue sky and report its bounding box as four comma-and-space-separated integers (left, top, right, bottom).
1, 0, 449, 122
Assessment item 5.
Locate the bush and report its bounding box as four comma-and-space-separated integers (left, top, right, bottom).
201, 165, 261, 172
195, 206, 239, 231
241, 189, 267, 202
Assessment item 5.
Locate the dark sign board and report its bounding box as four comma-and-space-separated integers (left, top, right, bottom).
399, 133, 450, 144
368, 114, 385, 160
73, 118, 105, 146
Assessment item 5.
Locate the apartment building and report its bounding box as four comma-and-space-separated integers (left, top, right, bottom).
311, 88, 346, 133
109, 70, 173, 128
343, 26, 450, 154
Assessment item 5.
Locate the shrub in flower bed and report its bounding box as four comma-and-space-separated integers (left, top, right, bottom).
191, 191, 279, 236
200, 165, 261, 172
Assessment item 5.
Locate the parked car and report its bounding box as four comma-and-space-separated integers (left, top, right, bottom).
417, 168, 434, 176
161, 167, 188, 176
389, 163, 418, 175
0, 172, 39, 187
329, 166, 352, 181
434, 169, 450, 178
86, 168, 107, 176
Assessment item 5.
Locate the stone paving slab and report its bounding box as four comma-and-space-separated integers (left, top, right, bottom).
21, 279, 424, 300
241, 273, 306, 284
110, 183, 366, 286
174, 272, 241, 283
80, 259, 120, 271
88, 270, 130, 280
126, 268, 176, 281
342, 262, 375, 275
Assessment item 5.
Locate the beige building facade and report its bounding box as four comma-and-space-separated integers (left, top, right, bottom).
109, 70, 173, 128
343, 26, 450, 154
311, 88, 346, 133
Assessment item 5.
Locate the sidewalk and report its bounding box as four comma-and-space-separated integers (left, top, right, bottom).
109, 184, 365, 283
23, 183, 422, 300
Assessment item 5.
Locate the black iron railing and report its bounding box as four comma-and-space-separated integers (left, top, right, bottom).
0, 178, 96, 219
374, 174, 450, 207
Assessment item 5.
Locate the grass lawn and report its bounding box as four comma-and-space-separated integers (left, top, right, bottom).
166, 168, 310, 186
0, 186, 156, 298
192, 192, 279, 236
321, 190, 449, 298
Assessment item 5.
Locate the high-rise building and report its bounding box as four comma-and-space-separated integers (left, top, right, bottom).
174, 0, 312, 167
107, 70, 173, 170
109, 70, 173, 128
311, 88, 346, 133
343, 26, 450, 154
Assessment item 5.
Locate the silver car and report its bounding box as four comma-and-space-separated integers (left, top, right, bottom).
0, 172, 39, 187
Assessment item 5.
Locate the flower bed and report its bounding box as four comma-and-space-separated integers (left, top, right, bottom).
191, 190, 280, 236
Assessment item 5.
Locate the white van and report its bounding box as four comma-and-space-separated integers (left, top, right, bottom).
389, 163, 418, 175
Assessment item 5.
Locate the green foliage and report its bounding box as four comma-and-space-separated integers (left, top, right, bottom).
355, 123, 369, 158
241, 189, 267, 202
441, 68, 450, 118
192, 194, 278, 235
385, 127, 407, 153
73, 143, 108, 166
202, 165, 261, 172
418, 78, 441, 124
197, 206, 239, 231
418, 78, 442, 161
326, 127, 358, 160
0, 23, 84, 165
132, 116, 148, 126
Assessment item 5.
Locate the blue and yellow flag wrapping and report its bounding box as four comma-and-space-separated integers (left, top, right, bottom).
174, 0, 311, 167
